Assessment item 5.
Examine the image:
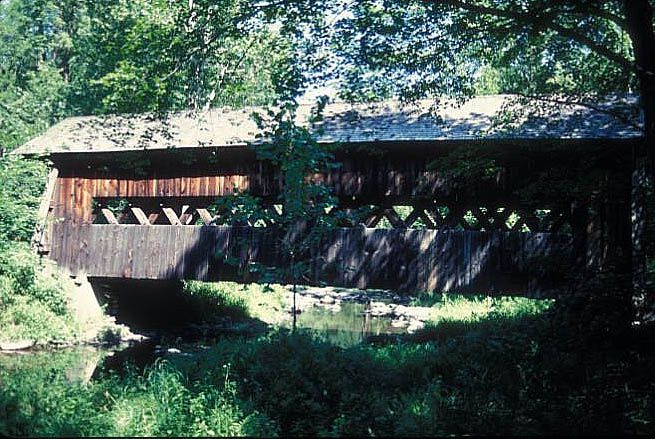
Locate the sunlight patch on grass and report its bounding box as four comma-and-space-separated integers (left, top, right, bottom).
183, 281, 289, 324
408, 293, 554, 343
416, 293, 553, 325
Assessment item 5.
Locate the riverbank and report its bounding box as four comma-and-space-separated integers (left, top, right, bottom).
2, 293, 653, 437
0, 243, 145, 351
181, 281, 552, 339
2, 274, 653, 436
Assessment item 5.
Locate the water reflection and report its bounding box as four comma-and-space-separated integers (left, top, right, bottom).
283, 301, 406, 347
0, 346, 108, 385
0, 296, 413, 382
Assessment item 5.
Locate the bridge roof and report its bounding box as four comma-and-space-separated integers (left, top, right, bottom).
13, 94, 643, 155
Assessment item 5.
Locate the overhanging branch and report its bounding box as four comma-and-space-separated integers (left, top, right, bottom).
514, 92, 644, 133
428, 0, 635, 73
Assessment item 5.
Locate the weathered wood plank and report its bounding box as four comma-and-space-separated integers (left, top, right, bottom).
196, 208, 215, 225
162, 208, 181, 225
31, 167, 59, 254
100, 209, 119, 224
131, 207, 151, 225
49, 223, 573, 296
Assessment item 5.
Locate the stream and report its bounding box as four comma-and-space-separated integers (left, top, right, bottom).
0, 287, 436, 382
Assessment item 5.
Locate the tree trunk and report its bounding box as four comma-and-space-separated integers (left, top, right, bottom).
624, 0, 655, 324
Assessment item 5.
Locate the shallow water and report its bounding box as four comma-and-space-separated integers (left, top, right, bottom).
0, 296, 414, 381
285, 301, 407, 347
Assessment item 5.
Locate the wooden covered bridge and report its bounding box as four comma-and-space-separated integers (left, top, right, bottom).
14, 95, 641, 296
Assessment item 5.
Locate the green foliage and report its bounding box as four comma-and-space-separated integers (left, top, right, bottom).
210, 190, 267, 227
0, 155, 80, 342
428, 144, 502, 193
0, 243, 81, 343
412, 293, 553, 323
210, 97, 342, 284
0, 63, 68, 150
172, 307, 652, 436
1, 286, 653, 436
182, 281, 250, 322
0, 352, 273, 437
251, 0, 636, 102
0, 0, 78, 150
101, 198, 129, 217
0, 0, 287, 150
0, 156, 47, 243
183, 281, 289, 325
66, 0, 284, 114
251, 97, 338, 221
0, 155, 82, 344
473, 19, 635, 96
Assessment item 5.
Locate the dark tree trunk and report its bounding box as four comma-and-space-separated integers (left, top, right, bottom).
624, 0, 655, 324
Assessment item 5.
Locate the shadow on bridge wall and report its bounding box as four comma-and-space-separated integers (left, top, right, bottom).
313, 227, 573, 297
52, 222, 576, 298
52, 220, 577, 297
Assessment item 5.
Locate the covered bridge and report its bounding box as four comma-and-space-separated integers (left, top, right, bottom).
14, 95, 642, 295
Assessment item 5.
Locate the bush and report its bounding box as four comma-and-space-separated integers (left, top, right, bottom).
1, 297, 654, 437
0, 243, 81, 343
182, 281, 289, 324
182, 281, 250, 322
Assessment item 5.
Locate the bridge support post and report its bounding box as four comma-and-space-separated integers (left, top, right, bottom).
67, 271, 104, 324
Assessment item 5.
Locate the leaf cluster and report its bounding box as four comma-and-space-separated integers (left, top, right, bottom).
248, 0, 637, 103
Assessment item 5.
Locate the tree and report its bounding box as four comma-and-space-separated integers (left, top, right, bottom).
216, 0, 654, 324
0, 0, 291, 153
68, 0, 286, 114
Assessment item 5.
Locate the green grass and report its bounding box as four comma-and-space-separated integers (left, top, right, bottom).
4, 314, 650, 437
0, 350, 275, 437
1, 282, 653, 436
182, 281, 289, 325
412, 292, 553, 320
407, 293, 555, 342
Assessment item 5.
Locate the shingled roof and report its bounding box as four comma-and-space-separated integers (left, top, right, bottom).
13, 94, 643, 155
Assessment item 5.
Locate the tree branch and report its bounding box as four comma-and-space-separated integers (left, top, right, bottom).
429, 0, 635, 73
514, 92, 644, 133
547, 20, 633, 72
584, 4, 628, 31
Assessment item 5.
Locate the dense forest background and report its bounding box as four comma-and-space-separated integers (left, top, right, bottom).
0, 0, 639, 151
0, 0, 291, 152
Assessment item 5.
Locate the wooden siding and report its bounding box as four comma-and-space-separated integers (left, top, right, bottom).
50, 223, 572, 296
51, 175, 260, 223
40, 141, 633, 287
49, 142, 632, 225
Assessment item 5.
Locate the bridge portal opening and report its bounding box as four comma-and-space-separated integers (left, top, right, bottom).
89, 278, 197, 333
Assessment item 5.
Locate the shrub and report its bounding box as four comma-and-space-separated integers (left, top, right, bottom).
182, 281, 288, 324
0, 243, 81, 343
0, 353, 271, 437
